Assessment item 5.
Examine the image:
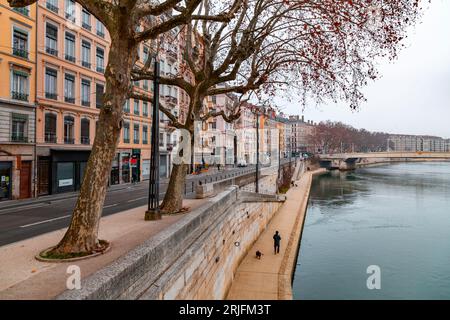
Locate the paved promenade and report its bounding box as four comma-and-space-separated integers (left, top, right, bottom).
0, 200, 205, 299
226, 168, 325, 300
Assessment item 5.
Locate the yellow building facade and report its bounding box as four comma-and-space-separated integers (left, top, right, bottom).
0, 1, 36, 200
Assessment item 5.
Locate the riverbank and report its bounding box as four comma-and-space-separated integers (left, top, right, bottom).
226, 168, 326, 300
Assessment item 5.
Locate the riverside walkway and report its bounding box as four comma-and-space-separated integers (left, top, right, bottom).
226, 168, 325, 300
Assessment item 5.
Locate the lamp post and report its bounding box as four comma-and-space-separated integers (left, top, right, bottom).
145, 56, 161, 221
255, 110, 260, 193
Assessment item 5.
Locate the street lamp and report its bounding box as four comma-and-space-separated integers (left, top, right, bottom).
145, 55, 161, 221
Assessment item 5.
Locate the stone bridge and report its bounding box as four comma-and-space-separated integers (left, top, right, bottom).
318, 152, 450, 170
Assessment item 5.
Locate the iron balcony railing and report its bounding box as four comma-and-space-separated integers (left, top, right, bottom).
46, 3, 59, 13
13, 47, 28, 59
82, 22, 91, 31
46, 47, 58, 56
64, 96, 75, 104
11, 91, 28, 101
45, 133, 57, 143
81, 136, 90, 145
65, 54, 76, 63
11, 134, 28, 143
45, 92, 57, 100
82, 61, 91, 69
81, 100, 90, 107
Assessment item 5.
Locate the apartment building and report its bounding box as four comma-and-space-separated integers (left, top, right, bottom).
34, 1, 152, 195
0, 1, 36, 201
388, 134, 450, 152
289, 115, 315, 154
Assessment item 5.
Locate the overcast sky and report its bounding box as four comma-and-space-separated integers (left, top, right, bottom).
278, 0, 450, 138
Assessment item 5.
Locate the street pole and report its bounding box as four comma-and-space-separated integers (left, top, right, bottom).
145, 57, 161, 221
255, 111, 259, 193
277, 130, 281, 191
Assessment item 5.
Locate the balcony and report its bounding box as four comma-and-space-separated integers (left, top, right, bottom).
11, 91, 28, 101
45, 92, 57, 100
166, 48, 178, 61
45, 133, 57, 143
11, 134, 28, 143
65, 13, 75, 23
96, 66, 105, 73
82, 23, 92, 31
13, 7, 29, 16
64, 137, 75, 144
165, 96, 178, 106
46, 47, 58, 56
82, 61, 91, 69
81, 100, 90, 107
65, 54, 76, 63
13, 47, 28, 59
81, 136, 90, 145
64, 96, 75, 104
46, 3, 59, 13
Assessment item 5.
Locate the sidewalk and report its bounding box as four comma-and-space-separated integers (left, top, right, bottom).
0, 199, 206, 299
226, 168, 325, 300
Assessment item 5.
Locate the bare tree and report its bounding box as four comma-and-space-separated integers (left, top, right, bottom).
8, 0, 237, 256
131, 0, 424, 213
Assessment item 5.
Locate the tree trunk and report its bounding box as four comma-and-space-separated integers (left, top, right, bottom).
160, 163, 188, 213
49, 37, 135, 255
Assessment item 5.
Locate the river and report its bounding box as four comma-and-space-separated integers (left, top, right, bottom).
292, 161, 450, 299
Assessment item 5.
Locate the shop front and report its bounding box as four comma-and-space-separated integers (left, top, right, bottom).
0, 162, 12, 201
50, 150, 90, 194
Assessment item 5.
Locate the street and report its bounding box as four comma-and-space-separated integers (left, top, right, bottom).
0, 165, 260, 246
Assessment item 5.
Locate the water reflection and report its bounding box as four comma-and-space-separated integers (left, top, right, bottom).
293, 162, 450, 300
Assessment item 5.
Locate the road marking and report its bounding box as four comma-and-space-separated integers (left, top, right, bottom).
19, 215, 71, 228
103, 204, 118, 208
127, 196, 147, 203
0, 203, 49, 215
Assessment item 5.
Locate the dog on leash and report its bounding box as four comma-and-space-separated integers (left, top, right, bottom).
256, 250, 263, 259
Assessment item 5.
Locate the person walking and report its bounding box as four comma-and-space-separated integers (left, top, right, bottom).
273, 231, 281, 254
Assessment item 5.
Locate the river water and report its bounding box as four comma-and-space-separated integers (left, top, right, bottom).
292, 162, 450, 299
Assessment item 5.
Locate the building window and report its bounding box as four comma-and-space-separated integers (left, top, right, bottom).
64, 115, 75, 144
82, 9, 91, 30
65, 0, 76, 23
123, 99, 130, 113
81, 79, 91, 106
11, 70, 29, 101
64, 73, 75, 103
95, 83, 104, 108
143, 46, 149, 63
46, 0, 59, 13
45, 23, 58, 56
143, 79, 148, 90
133, 124, 140, 144
96, 20, 105, 38
45, 68, 58, 100
11, 113, 28, 143
96, 47, 105, 73
12, 27, 28, 59
64, 32, 76, 62
143, 125, 148, 144
123, 122, 130, 143
159, 132, 164, 147
134, 100, 140, 115
45, 113, 57, 143
81, 40, 91, 68
81, 118, 90, 145
143, 102, 148, 116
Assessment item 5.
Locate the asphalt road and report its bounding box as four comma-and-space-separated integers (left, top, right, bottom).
0, 165, 260, 247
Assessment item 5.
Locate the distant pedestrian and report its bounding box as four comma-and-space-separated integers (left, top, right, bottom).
273, 231, 281, 254
217, 163, 220, 171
